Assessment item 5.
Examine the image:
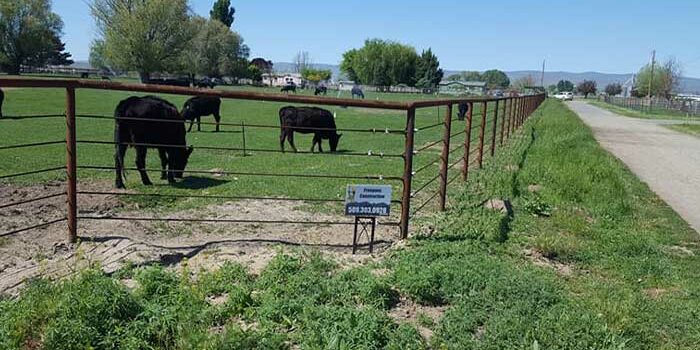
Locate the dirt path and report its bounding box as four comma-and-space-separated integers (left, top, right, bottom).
567, 101, 700, 234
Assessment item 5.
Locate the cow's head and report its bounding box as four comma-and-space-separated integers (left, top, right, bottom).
172, 146, 194, 178
330, 133, 342, 152
180, 103, 195, 121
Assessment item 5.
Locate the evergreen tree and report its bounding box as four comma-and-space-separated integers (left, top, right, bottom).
210, 0, 235, 28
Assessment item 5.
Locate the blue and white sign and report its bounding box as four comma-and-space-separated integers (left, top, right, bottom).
345, 185, 392, 217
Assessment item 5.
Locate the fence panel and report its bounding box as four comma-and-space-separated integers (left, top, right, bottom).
0, 78, 544, 245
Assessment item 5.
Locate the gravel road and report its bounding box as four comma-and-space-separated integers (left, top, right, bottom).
567, 101, 700, 234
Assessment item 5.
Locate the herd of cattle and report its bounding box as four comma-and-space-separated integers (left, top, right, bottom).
113, 95, 342, 189
0, 86, 471, 189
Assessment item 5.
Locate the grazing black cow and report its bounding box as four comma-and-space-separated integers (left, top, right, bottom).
195, 78, 216, 89
351, 86, 364, 99
0, 88, 4, 118
279, 106, 342, 153
314, 86, 328, 96
280, 84, 296, 93
181, 96, 222, 132
114, 96, 193, 189
458, 102, 470, 121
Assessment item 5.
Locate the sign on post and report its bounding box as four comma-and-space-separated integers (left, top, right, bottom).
345, 185, 392, 217
345, 185, 392, 254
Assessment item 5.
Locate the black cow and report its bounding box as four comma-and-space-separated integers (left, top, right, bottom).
80, 72, 90, 79
114, 96, 193, 189
458, 103, 471, 121
181, 96, 222, 132
279, 106, 342, 153
314, 86, 328, 96
281, 84, 296, 93
195, 78, 216, 89
351, 86, 364, 99
0, 88, 4, 118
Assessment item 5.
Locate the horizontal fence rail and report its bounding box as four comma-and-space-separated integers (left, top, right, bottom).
0, 78, 544, 245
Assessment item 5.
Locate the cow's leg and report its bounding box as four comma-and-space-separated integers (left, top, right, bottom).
317, 135, 324, 153
197, 116, 201, 132
166, 150, 176, 183
135, 146, 152, 186
114, 143, 128, 189
214, 111, 221, 132
288, 132, 298, 153
158, 148, 168, 180
279, 129, 286, 152
188, 119, 194, 132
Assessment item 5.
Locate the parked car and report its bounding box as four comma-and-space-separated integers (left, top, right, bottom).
553, 91, 574, 101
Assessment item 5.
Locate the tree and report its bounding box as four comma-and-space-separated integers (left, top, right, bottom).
546, 84, 557, 94
180, 16, 247, 80
45, 32, 73, 66
415, 48, 443, 89
246, 65, 262, 83
210, 0, 235, 28
250, 58, 273, 74
340, 39, 419, 86
0, 0, 66, 74
301, 68, 332, 83
634, 57, 682, 99
604, 83, 622, 96
293, 51, 311, 73
512, 75, 535, 89
577, 80, 597, 98
90, 0, 194, 82
481, 69, 510, 89
557, 80, 574, 92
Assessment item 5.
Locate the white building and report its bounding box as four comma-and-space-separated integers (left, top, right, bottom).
262, 73, 304, 87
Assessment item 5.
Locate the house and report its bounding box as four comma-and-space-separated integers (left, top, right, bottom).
262, 73, 304, 87
439, 81, 487, 96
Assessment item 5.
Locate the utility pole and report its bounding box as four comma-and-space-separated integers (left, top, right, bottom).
648, 50, 656, 98
541, 59, 545, 87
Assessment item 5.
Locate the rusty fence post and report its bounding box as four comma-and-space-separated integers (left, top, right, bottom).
462, 102, 473, 181
478, 101, 487, 168
500, 98, 507, 145
438, 104, 453, 211
400, 107, 416, 239
490, 100, 499, 157
507, 98, 514, 138
65, 87, 77, 243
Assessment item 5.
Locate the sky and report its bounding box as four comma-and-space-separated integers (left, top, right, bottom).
54, 0, 700, 78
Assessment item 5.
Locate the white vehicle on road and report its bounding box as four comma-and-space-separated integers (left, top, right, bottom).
553, 91, 574, 101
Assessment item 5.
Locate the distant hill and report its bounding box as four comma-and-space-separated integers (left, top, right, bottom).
271, 62, 700, 94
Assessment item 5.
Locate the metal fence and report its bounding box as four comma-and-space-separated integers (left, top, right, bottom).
602, 95, 700, 117
0, 78, 544, 244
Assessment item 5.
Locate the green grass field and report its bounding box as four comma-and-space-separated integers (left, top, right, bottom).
589, 99, 699, 121
1, 99, 698, 349
1, 84, 505, 215
666, 123, 700, 137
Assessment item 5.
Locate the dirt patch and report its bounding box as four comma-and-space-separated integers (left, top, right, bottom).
663, 245, 695, 257
523, 248, 573, 276
388, 297, 446, 342
643, 287, 680, 300
0, 181, 400, 295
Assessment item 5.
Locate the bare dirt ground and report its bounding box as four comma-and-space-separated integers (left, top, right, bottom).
0, 181, 399, 295
568, 101, 700, 234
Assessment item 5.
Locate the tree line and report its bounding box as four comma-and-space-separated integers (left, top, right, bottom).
0, 0, 74, 74
340, 39, 444, 89
90, 0, 256, 83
